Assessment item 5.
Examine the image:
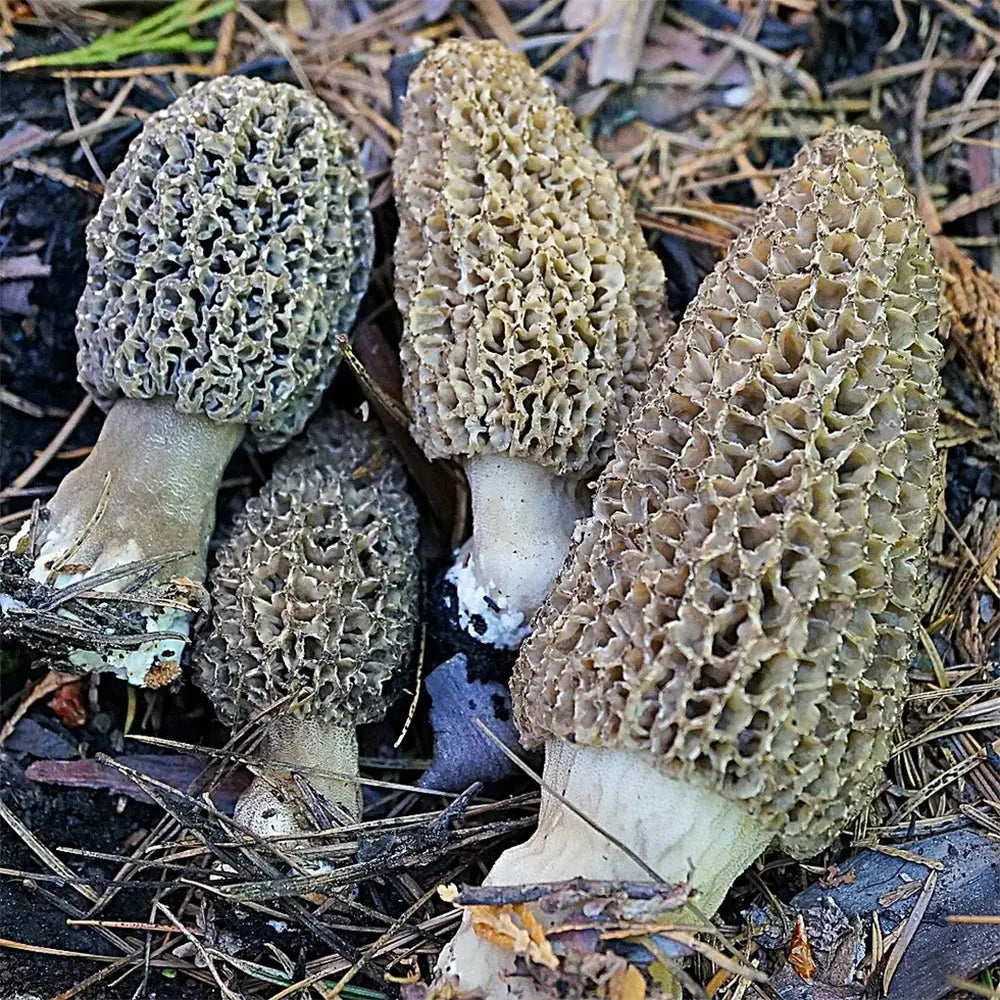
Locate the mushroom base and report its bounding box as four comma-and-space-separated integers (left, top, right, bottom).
235, 717, 362, 842
447, 456, 583, 649
14, 397, 243, 686
432, 741, 773, 998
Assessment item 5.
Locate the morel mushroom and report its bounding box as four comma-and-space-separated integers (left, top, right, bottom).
435, 126, 943, 993
394, 40, 671, 646
195, 411, 419, 836
8, 75, 372, 686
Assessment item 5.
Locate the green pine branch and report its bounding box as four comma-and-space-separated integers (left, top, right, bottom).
3, 0, 235, 72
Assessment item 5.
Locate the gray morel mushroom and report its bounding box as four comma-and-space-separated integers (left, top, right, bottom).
394, 40, 672, 647
194, 411, 419, 837
434, 127, 943, 995
7, 75, 372, 687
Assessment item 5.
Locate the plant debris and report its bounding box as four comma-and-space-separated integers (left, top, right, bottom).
1, 1, 998, 998
418, 654, 522, 792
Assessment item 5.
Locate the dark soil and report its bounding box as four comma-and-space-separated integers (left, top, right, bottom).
1, 73, 99, 489
0, 751, 210, 1000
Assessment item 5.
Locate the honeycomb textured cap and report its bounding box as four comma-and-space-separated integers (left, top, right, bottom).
394, 40, 672, 475
513, 127, 943, 858
195, 411, 420, 725
76, 75, 373, 451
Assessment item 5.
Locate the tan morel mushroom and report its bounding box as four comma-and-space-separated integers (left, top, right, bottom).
435, 126, 943, 994
7, 75, 372, 686
194, 411, 419, 836
394, 40, 672, 646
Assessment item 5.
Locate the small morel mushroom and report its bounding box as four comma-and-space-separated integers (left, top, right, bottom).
434, 127, 943, 994
8, 76, 372, 686
194, 411, 419, 836
394, 40, 671, 646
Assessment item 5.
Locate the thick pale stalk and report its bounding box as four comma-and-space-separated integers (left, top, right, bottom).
447, 455, 583, 648
234, 718, 361, 838
19, 396, 243, 685
434, 742, 773, 997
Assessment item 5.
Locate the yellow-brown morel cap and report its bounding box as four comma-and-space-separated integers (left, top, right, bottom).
394, 40, 672, 476
513, 127, 943, 858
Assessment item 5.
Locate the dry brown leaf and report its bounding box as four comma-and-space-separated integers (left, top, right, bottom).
609, 963, 647, 1000
468, 904, 559, 970
788, 914, 817, 983
0, 671, 82, 745
562, 0, 657, 85
819, 865, 857, 889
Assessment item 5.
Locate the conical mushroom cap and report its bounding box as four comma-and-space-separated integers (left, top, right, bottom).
394, 39, 672, 476
77, 75, 373, 451
513, 127, 943, 858
195, 411, 419, 727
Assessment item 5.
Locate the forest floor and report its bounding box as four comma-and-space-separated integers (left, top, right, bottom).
0, 2, 998, 999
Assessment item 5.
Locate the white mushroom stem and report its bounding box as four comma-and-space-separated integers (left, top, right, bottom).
14, 396, 243, 685
447, 455, 584, 648
434, 742, 773, 998
235, 717, 361, 839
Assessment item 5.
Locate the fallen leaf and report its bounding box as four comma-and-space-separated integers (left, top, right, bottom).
469, 904, 559, 970
610, 963, 646, 1000
642, 23, 749, 82
0, 670, 81, 745
47, 677, 87, 727
563, 0, 657, 85
819, 865, 857, 889
788, 914, 816, 983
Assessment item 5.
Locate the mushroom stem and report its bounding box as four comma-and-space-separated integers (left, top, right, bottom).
24, 396, 243, 684
235, 717, 361, 838
434, 742, 772, 996
447, 456, 584, 648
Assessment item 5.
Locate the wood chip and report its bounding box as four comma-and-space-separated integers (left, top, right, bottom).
562, 0, 656, 85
